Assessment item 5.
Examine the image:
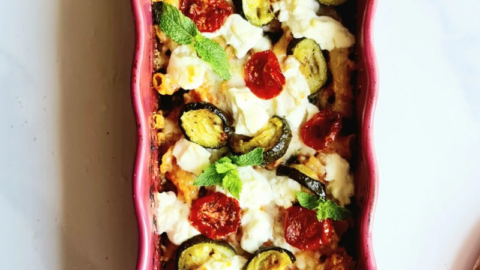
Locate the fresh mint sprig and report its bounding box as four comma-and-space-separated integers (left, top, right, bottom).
154, 2, 230, 80
296, 191, 351, 221
193, 148, 264, 199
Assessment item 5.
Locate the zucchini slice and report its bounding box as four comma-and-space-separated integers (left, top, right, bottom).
233, 0, 275, 26
229, 116, 292, 165
179, 102, 232, 149
176, 235, 236, 270
287, 38, 328, 95
317, 0, 348, 6
276, 164, 326, 199
244, 247, 295, 270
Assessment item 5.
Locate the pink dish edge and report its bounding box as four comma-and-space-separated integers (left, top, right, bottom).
130, 0, 379, 268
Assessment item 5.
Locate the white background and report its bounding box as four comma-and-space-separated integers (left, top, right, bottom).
1, 0, 480, 269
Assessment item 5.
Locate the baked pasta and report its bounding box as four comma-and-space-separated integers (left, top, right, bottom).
149, 0, 358, 268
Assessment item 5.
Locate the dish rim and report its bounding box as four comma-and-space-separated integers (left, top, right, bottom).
130, 0, 379, 268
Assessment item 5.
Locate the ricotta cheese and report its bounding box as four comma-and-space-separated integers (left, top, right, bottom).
227, 87, 271, 136
235, 167, 276, 253
268, 176, 301, 208
203, 14, 266, 58
195, 255, 247, 270
240, 208, 274, 253
274, 57, 311, 117
172, 138, 211, 175
322, 153, 355, 206
154, 192, 200, 245
166, 45, 209, 90
275, 0, 355, 51
237, 167, 275, 209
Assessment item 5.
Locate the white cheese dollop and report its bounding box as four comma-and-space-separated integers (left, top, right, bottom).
268, 176, 301, 208
237, 167, 275, 209
273, 57, 311, 118
275, 0, 355, 51
203, 14, 266, 58
154, 192, 200, 245
227, 87, 271, 136
172, 138, 211, 175
235, 167, 276, 253
195, 255, 247, 270
166, 45, 209, 90
241, 208, 274, 254
322, 153, 355, 206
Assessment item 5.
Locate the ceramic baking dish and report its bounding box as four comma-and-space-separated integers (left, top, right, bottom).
130, 0, 378, 268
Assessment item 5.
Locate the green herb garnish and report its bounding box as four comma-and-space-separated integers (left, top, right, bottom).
155, 2, 230, 80
193, 148, 264, 199
296, 191, 351, 221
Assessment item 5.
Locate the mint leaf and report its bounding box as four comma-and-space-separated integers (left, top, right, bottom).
222, 169, 242, 199
157, 2, 199, 45
193, 163, 224, 186
316, 200, 351, 221
296, 191, 321, 210
215, 162, 236, 174
194, 35, 231, 80
216, 156, 232, 164
231, 148, 264, 167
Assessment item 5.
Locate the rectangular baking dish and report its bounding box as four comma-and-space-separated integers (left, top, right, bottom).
130, 0, 379, 268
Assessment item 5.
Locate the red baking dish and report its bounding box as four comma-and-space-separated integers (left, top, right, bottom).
130, 0, 378, 268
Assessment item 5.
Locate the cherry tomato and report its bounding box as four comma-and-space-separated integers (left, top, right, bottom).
180, 0, 233, 32
189, 192, 241, 239
245, 50, 286, 100
300, 110, 342, 150
284, 206, 334, 250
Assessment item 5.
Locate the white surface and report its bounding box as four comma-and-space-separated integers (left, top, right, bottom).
0, 0, 480, 270
0, 0, 137, 269
373, 0, 480, 269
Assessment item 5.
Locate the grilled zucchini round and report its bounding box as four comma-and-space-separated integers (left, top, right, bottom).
179, 102, 232, 149
176, 235, 236, 270
233, 0, 275, 26
244, 247, 295, 270
276, 164, 326, 199
287, 38, 328, 95
229, 116, 292, 165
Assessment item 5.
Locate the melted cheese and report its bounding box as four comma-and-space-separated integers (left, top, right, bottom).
172, 138, 211, 175
154, 192, 200, 245
274, 0, 355, 51
322, 153, 355, 206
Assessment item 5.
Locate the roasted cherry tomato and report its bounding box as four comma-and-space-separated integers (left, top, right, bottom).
245, 50, 286, 100
284, 206, 334, 250
189, 192, 241, 239
180, 0, 233, 32
300, 110, 342, 150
